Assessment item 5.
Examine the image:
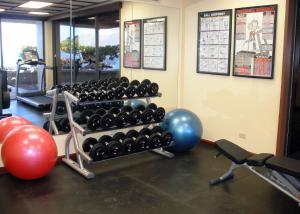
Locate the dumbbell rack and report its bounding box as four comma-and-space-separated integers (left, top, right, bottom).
62, 91, 174, 179
43, 89, 66, 135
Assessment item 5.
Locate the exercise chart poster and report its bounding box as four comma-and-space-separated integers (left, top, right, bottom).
124, 20, 141, 68
197, 10, 232, 76
233, 5, 277, 79
142, 17, 167, 70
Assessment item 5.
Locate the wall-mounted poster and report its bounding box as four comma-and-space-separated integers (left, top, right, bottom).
233, 5, 277, 79
124, 20, 142, 68
197, 10, 232, 75
142, 17, 167, 70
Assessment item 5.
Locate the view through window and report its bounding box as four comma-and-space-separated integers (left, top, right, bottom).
1, 19, 43, 99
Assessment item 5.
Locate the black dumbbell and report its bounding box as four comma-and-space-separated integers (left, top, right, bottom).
121, 106, 139, 125
126, 130, 150, 151
82, 138, 107, 161
57, 118, 71, 133
112, 132, 135, 154
81, 88, 96, 101
96, 107, 116, 129
146, 103, 165, 122
139, 128, 163, 148
43, 120, 55, 134
108, 107, 128, 127
93, 108, 117, 130
152, 126, 173, 147
106, 82, 125, 99
141, 79, 159, 96
98, 135, 124, 157
89, 87, 106, 101
77, 110, 101, 130
119, 76, 129, 84
132, 80, 148, 97
134, 105, 154, 124
72, 90, 88, 102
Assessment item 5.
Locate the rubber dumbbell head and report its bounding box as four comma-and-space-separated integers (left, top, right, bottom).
82, 138, 107, 161
152, 126, 173, 146
99, 135, 124, 157
140, 128, 163, 148
113, 132, 136, 154
78, 110, 101, 130
126, 130, 150, 151
59, 118, 71, 133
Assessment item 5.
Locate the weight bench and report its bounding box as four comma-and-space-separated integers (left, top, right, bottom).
210, 139, 300, 206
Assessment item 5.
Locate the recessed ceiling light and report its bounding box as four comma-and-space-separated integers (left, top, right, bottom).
29, 11, 49, 15
19, 1, 53, 9
0, 9, 5, 12
88, 17, 95, 20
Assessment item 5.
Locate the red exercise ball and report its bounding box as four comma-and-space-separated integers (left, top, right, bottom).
1, 125, 58, 180
0, 116, 31, 143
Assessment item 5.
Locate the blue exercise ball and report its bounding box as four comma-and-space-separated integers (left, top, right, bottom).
125, 100, 146, 109
161, 108, 203, 152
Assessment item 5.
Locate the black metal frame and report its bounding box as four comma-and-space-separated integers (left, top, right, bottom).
232, 4, 278, 79
123, 19, 142, 69
196, 9, 232, 76
142, 16, 167, 71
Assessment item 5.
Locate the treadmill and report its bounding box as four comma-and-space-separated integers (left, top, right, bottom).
16, 50, 52, 109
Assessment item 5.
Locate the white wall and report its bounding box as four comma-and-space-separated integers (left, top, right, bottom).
181, 0, 286, 153
121, 1, 181, 110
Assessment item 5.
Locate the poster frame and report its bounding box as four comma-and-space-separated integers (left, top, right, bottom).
142, 16, 167, 71
232, 5, 278, 79
123, 19, 142, 69
197, 9, 233, 76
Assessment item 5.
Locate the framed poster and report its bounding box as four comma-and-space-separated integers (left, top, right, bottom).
233, 5, 277, 79
124, 20, 142, 68
197, 10, 232, 76
142, 16, 167, 70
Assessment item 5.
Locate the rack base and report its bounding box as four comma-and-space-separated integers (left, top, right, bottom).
62, 158, 95, 179
63, 148, 174, 179
152, 148, 175, 158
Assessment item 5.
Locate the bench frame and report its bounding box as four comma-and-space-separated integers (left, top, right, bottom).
210, 153, 300, 206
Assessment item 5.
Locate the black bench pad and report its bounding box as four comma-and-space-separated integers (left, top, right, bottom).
247, 153, 274, 166
215, 139, 252, 164
266, 157, 300, 178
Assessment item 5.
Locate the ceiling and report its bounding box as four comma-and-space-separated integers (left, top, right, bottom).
0, 0, 113, 18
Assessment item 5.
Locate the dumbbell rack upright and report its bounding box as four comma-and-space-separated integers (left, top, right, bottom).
43, 89, 65, 135
62, 91, 174, 179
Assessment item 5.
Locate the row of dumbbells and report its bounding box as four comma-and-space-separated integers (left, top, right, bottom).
75, 103, 165, 131
53, 100, 124, 116
83, 126, 173, 161
53, 77, 160, 102
44, 103, 166, 133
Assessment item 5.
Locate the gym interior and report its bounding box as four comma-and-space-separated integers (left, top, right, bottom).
0, 0, 299, 213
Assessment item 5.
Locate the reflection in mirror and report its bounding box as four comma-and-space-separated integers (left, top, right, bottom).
98, 12, 120, 80
73, 16, 96, 82
57, 20, 73, 84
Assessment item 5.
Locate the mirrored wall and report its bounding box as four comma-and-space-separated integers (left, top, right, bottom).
54, 4, 121, 85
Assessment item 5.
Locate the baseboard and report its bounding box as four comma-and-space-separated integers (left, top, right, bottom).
201, 139, 215, 146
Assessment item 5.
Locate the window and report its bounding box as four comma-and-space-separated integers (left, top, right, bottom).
1, 19, 44, 99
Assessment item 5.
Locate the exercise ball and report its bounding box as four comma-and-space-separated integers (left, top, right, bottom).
125, 99, 146, 109
0, 116, 31, 143
1, 125, 58, 180
161, 109, 203, 152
